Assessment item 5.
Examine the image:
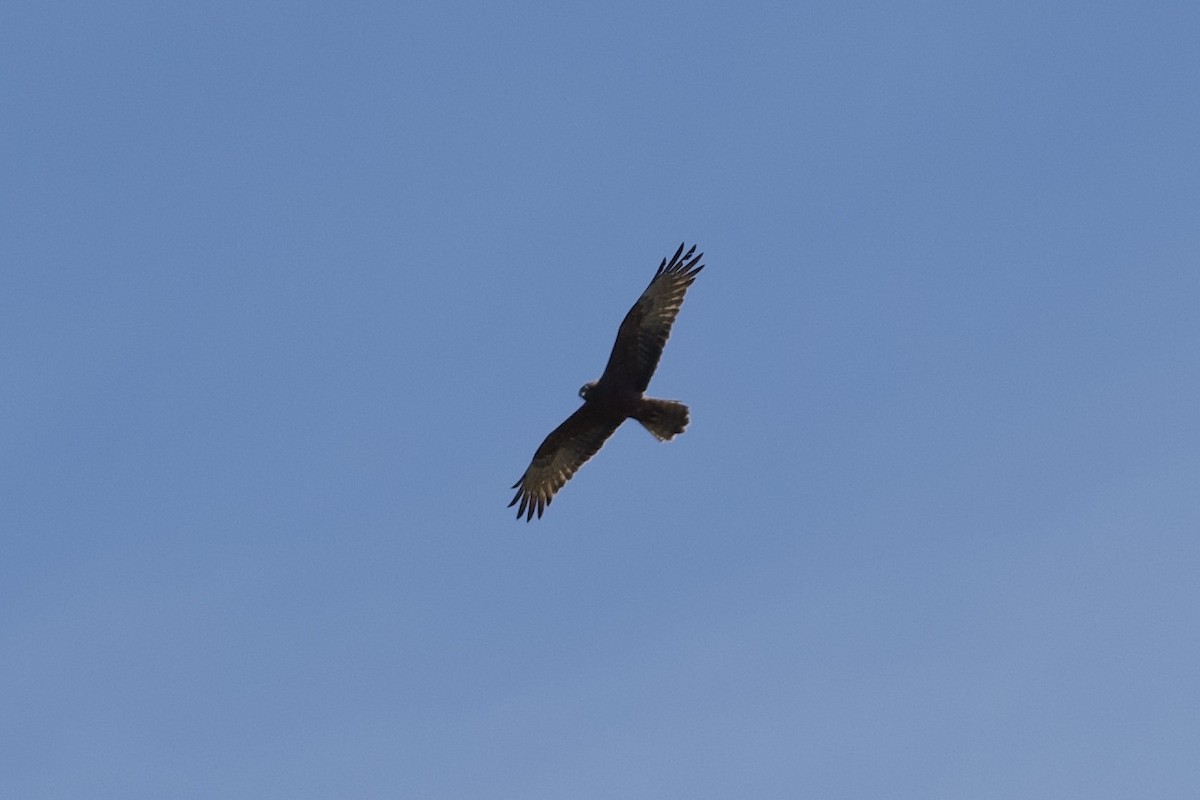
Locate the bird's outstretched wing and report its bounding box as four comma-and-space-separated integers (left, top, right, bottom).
599, 243, 704, 394
509, 404, 623, 521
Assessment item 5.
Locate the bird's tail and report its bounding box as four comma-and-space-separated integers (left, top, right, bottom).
634, 398, 690, 441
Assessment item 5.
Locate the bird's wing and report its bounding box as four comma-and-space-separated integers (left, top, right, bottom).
598, 243, 704, 394
509, 404, 623, 521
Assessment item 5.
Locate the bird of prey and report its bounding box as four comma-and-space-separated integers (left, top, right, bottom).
509, 243, 705, 521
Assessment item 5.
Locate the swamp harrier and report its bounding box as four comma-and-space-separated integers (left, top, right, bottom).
509, 243, 704, 521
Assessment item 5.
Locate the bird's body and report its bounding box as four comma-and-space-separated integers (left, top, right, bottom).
509, 243, 704, 521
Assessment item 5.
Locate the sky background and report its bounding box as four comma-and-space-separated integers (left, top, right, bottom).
3, 2, 1200, 797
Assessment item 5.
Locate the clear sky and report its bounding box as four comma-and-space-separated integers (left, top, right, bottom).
4, 2, 1199, 797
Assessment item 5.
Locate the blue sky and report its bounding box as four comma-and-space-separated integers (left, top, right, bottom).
4, 2, 1199, 797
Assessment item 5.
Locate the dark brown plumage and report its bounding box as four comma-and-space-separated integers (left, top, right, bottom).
509, 243, 704, 521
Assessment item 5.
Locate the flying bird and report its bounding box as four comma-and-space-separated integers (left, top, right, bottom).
509, 243, 705, 521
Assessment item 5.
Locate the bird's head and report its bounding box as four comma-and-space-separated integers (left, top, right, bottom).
578, 381, 597, 401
